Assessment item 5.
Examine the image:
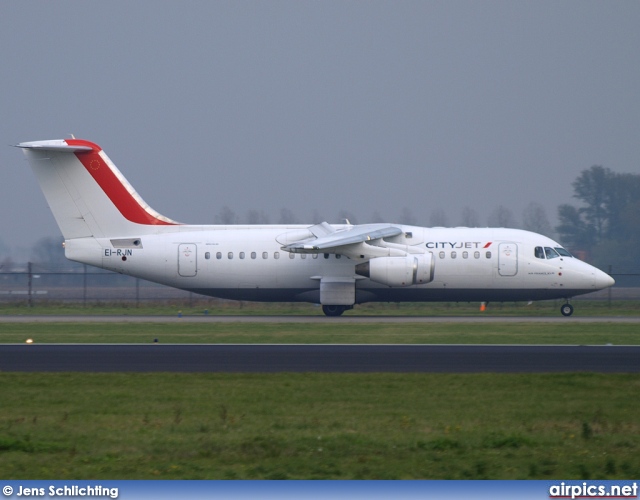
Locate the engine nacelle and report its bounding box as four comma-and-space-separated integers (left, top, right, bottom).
356, 253, 435, 287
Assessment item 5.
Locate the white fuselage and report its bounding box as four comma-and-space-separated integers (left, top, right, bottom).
64, 224, 612, 304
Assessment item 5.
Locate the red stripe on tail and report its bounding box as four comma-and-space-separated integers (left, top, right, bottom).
67, 139, 177, 226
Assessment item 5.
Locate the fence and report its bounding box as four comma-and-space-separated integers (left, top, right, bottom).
0, 264, 196, 306
1, 263, 640, 306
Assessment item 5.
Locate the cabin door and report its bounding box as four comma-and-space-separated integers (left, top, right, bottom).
178, 244, 197, 277
498, 243, 518, 276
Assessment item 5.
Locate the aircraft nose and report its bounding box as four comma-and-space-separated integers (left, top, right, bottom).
594, 270, 615, 290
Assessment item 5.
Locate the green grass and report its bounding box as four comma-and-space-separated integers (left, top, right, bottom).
0, 322, 639, 344
1, 299, 639, 316
0, 372, 638, 479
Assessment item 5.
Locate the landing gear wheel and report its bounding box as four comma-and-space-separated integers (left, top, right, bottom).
322, 305, 346, 317
560, 303, 574, 317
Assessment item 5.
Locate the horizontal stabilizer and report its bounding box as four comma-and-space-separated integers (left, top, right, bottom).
17, 140, 97, 153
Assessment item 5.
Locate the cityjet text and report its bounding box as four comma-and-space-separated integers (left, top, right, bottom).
425, 242, 489, 249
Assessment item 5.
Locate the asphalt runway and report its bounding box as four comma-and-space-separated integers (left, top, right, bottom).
1, 344, 638, 373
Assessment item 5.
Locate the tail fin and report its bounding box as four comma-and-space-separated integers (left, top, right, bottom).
17, 139, 180, 239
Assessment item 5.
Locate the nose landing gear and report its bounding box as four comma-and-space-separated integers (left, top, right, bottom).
560, 302, 574, 317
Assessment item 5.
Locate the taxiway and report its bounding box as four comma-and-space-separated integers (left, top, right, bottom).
1, 344, 638, 373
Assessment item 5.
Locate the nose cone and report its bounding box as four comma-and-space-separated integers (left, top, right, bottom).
594, 269, 615, 290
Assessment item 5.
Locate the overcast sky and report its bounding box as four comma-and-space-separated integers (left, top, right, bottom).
1, 1, 639, 258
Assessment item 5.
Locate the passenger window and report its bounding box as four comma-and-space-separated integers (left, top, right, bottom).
544, 247, 559, 259
262, 252, 268, 259
486, 251, 492, 259
289, 253, 295, 259
274, 252, 280, 259
251, 252, 256, 259
474, 251, 480, 259
301, 254, 307, 259
205, 252, 210, 260
451, 251, 457, 259
439, 251, 445, 259
313, 254, 318, 259
324, 253, 329, 259
239, 252, 245, 259
462, 251, 468, 259
216, 252, 222, 260
535, 246, 545, 259
228, 252, 233, 259
336, 254, 341, 259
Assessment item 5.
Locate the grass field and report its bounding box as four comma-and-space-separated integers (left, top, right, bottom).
0, 372, 638, 479
0, 321, 638, 345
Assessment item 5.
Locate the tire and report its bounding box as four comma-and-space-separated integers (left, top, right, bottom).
560, 304, 574, 317
322, 305, 346, 317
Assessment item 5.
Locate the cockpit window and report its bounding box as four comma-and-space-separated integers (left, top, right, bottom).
544, 247, 559, 259
555, 247, 572, 257
534, 246, 545, 259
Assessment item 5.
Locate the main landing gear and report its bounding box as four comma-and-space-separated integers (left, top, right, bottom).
322, 305, 353, 317
560, 302, 574, 317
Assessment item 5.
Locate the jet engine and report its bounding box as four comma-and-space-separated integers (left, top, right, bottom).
355, 253, 434, 287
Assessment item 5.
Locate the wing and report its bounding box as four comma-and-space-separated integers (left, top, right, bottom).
282, 222, 406, 259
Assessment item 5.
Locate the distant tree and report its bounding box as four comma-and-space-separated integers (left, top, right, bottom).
310, 209, 325, 224
429, 209, 448, 227
556, 165, 640, 267
278, 208, 299, 224
556, 204, 594, 249
522, 202, 553, 236
605, 172, 640, 241
0, 256, 15, 271
488, 205, 517, 228
571, 166, 611, 241
398, 207, 416, 225
215, 206, 238, 224
619, 200, 640, 243
29, 236, 69, 270
369, 211, 385, 223
460, 206, 480, 227
557, 166, 640, 245
246, 209, 270, 224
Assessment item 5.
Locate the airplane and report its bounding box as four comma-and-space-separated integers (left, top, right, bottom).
17, 138, 615, 316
